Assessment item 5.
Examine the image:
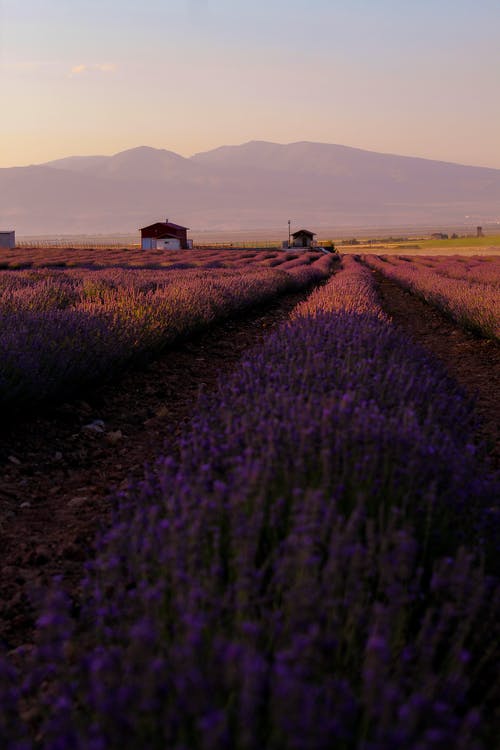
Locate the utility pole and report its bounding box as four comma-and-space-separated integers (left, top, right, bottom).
288, 219, 291, 247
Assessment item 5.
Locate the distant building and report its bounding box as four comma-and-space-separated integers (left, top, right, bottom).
0, 230, 15, 249
477, 226, 484, 237
430, 232, 449, 240
291, 229, 316, 249
140, 219, 192, 250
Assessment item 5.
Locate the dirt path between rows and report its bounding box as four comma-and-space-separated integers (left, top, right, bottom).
0, 290, 309, 650
372, 270, 500, 470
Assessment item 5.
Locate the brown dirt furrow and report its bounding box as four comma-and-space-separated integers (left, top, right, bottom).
372, 270, 500, 469
0, 290, 308, 650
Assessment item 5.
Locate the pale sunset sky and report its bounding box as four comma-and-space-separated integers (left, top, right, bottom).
1, 0, 499, 168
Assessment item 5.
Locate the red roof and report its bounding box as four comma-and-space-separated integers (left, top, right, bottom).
140, 221, 189, 232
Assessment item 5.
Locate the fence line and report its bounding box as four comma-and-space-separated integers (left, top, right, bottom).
16, 240, 336, 250
16, 240, 282, 250
17, 240, 139, 249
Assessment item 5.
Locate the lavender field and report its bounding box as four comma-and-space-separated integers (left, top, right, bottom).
0, 254, 498, 749
0, 251, 334, 410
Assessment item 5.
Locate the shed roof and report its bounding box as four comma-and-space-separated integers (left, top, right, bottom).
292, 228, 316, 237
140, 221, 189, 232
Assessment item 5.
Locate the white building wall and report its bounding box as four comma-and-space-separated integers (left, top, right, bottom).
141, 235, 188, 250
155, 238, 181, 250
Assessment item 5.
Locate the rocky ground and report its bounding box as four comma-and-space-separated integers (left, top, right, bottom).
0, 277, 498, 651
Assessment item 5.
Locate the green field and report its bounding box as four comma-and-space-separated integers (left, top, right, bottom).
415, 234, 500, 249
339, 233, 500, 255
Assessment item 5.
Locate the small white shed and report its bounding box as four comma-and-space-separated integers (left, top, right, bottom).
0, 231, 15, 249
292, 229, 316, 249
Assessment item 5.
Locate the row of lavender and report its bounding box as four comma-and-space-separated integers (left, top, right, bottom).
405, 255, 499, 287
363, 254, 500, 340
0, 253, 334, 410
2, 259, 498, 748
0, 247, 330, 270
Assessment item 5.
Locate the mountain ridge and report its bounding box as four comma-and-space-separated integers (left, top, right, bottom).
2, 141, 499, 233
42, 141, 500, 174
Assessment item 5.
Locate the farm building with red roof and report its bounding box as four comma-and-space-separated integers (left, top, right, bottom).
140, 219, 192, 250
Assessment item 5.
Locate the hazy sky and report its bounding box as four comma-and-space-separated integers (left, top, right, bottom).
1, 0, 499, 168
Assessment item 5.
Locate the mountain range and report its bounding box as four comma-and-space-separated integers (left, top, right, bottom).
1, 141, 500, 234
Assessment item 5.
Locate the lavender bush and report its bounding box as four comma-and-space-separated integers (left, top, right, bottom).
293, 255, 388, 319
1, 262, 498, 748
